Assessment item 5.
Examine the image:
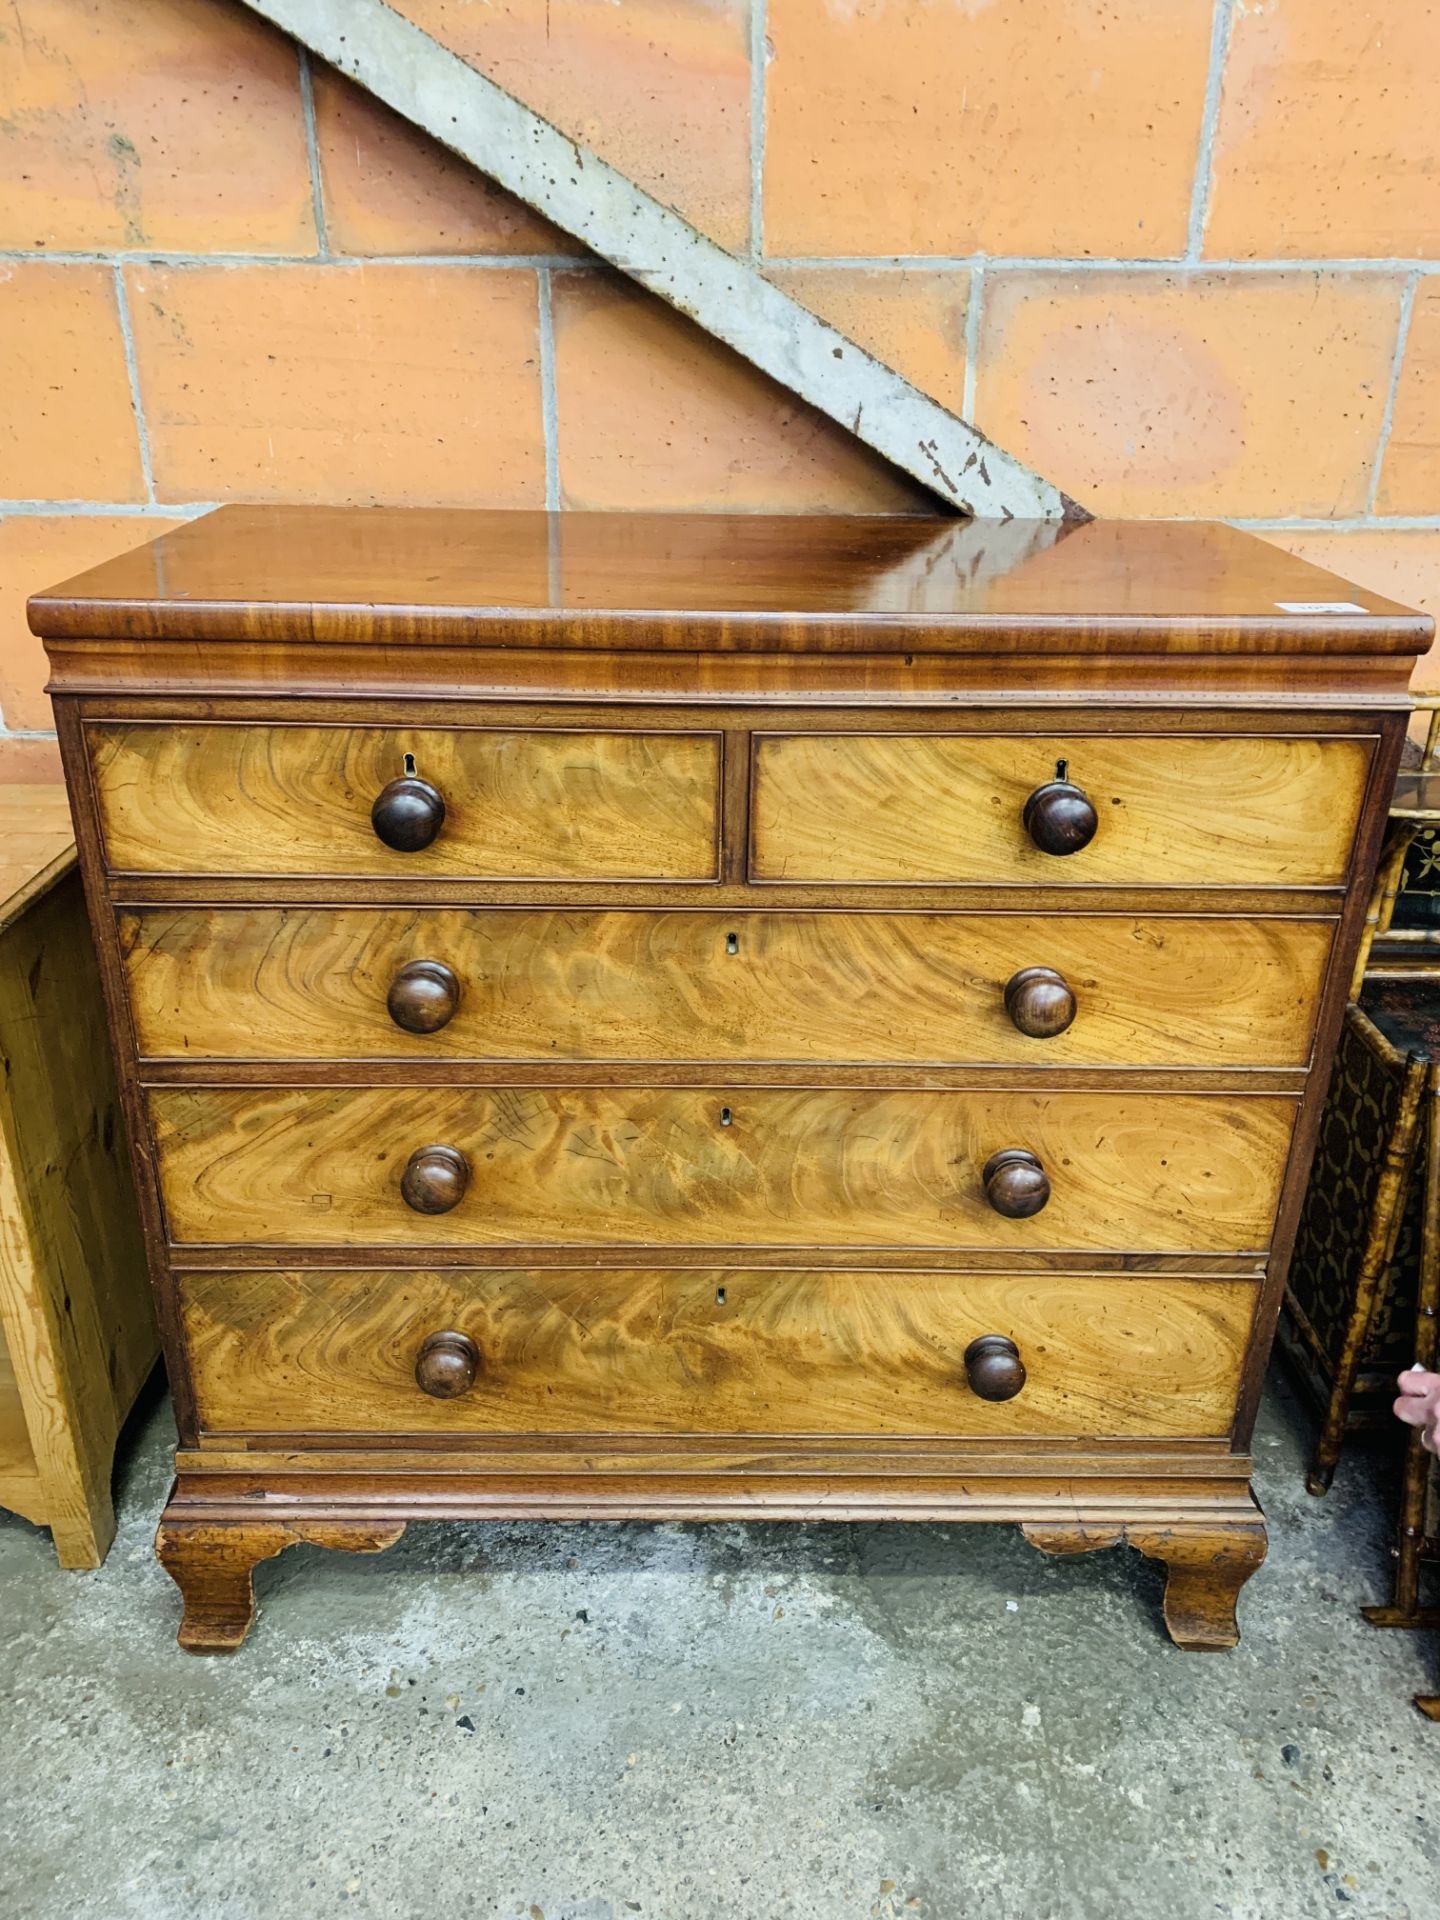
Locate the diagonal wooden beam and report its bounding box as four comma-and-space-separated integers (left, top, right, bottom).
241, 0, 1084, 520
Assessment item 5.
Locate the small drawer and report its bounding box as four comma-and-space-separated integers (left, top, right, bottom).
180, 1266, 1254, 1441
87, 723, 721, 879
120, 905, 1334, 1069
149, 1085, 1296, 1254
749, 732, 1370, 887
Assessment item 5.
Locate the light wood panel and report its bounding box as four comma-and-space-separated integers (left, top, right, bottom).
750, 733, 1370, 886
0, 787, 76, 935
180, 1267, 1256, 1440
149, 1085, 1296, 1254
0, 871, 157, 1566
87, 724, 721, 879
118, 906, 1335, 1069
0, 1330, 44, 1526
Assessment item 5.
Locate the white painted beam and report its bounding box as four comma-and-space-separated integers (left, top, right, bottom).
241, 0, 1084, 521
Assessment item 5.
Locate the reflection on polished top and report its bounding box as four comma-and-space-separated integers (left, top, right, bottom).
26, 506, 1429, 655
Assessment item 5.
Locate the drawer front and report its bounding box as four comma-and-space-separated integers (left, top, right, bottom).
88, 724, 721, 879
181, 1267, 1254, 1440
150, 1085, 1296, 1253
750, 733, 1370, 886
121, 905, 1334, 1068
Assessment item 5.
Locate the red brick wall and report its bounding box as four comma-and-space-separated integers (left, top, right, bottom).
3, 0, 1438, 774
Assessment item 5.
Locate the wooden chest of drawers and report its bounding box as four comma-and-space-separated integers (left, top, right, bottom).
31, 507, 1430, 1653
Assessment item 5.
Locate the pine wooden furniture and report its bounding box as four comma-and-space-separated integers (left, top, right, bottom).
0, 784, 156, 1566
29, 506, 1430, 1653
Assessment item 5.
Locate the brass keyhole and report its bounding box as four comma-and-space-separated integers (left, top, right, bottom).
720, 1107, 733, 1127
725, 932, 739, 955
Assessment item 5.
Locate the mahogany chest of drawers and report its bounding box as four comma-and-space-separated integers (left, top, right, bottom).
31, 507, 1430, 1653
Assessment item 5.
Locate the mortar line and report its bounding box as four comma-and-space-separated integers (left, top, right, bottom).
1187, 0, 1238, 261
297, 48, 331, 259
0, 500, 216, 518
0, 249, 589, 269
537, 267, 561, 513
110, 266, 156, 505
0, 494, 1436, 532
749, 0, 768, 262
1366, 271, 1421, 516
760, 255, 1440, 276
3, 246, 1437, 275
0, 499, 1435, 532
961, 262, 985, 423
1230, 515, 1440, 532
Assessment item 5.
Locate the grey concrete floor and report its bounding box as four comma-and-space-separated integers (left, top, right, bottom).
2, 1370, 1438, 1920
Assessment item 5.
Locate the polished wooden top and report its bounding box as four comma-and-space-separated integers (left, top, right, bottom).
27, 506, 1431, 657
0, 785, 76, 934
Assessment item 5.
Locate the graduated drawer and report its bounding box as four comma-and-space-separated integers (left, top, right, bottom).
749, 732, 1370, 886
149, 1085, 1296, 1254
179, 1267, 1254, 1440
86, 723, 721, 879
120, 905, 1335, 1069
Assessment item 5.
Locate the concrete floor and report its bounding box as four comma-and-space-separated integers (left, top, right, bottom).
2, 1371, 1438, 1920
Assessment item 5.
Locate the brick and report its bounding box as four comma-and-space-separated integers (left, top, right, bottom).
1377, 282, 1440, 515
763, 0, 1213, 259
974, 271, 1403, 518
763, 268, 968, 414
0, 514, 183, 733
1259, 529, 1440, 708
0, 0, 314, 253
398, 0, 750, 250
0, 262, 145, 503
1207, 0, 1440, 260
126, 263, 546, 507
312, 67, 580, 259
0, 734, 63, 783
553, 270, 933, 514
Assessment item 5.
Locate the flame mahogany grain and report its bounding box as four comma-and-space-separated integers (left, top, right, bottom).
30, 507, 1430, 1653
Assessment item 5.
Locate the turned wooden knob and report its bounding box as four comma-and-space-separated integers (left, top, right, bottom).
983, 1147, 1051, 1218
372, 774, 446, 852
415, 1330, 480, 1399
400, 1143, 470, 1215
1022, 778, 1098, 856
1004, 966, 1077, 1039
387, 959, 460, 1034
964, 1334, 1026, 1402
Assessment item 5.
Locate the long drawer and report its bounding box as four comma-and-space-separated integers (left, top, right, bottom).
87, 723, 722, 879
119, 906, 1335, 1068
149, 1085, 1296, 1253
180, 1266, 1256, 1440
750, 732, 1370, 886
